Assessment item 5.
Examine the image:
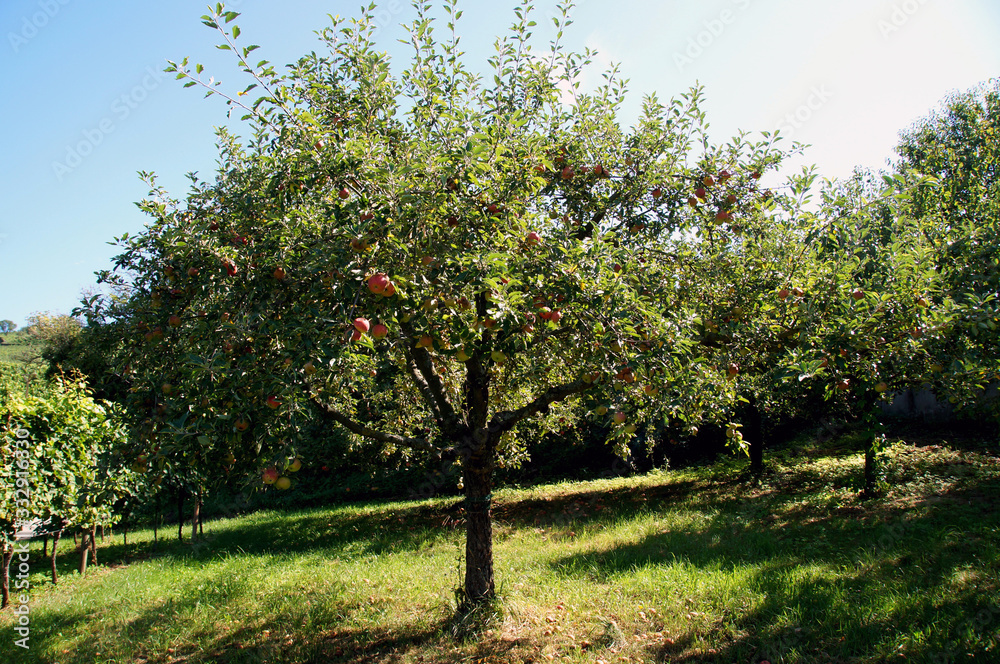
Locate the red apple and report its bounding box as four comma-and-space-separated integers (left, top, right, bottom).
718, 170, 731, 182
851, 288, 863, 301
371, 323, 388, 340
288, 458, 302, 472
351, 329, 363, 342
613, 411, 627, 424
447, 215, 460, 228
368, 273, 390, 294
687, 196, 699, 207
778, 288, 790, 300
382, 281, 396, 297
263, 467, 279, 484
353, 317, 370, 334
727, 363, 739, 378
266, 396, 281, 410
561, 166, 574, 180
651, 187, 662, 199
703, 175, 715, 187
235, 418, 250, 432
187, 267, 199, 277
836, 379, 850, 391
525, 231, 542, 246
695, 187, 707, 200
338, 187, 350, 199
168, 315, 182, 327
273, 267, 286, 280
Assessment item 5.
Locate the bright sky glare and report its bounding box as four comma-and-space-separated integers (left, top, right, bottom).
1, 0, 997, 328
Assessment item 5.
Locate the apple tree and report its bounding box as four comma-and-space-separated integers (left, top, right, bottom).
889, 79, 1000, 413
87, 1, 802, 608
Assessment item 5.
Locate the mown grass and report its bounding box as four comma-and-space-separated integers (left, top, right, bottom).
1, 433, 998, 663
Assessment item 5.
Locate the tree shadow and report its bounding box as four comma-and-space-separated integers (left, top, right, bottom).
547, 475, 1000, 663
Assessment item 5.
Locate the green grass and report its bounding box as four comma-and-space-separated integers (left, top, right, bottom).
2, 434, 998, 663
0, 331, 42, 367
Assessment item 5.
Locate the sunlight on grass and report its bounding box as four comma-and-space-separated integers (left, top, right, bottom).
1, 437, 998, 663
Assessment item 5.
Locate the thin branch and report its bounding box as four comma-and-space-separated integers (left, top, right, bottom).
309, 394, 441, 455
488, 379, 592, 436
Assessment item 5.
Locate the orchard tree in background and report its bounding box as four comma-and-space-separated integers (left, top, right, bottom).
890, 78, 1000, 412
0, 320, 16, 334
85, 1, 804, 609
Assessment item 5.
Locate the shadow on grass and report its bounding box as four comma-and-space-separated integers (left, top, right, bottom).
546, 474, 1000, 663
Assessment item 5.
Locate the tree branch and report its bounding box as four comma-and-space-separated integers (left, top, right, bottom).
488, 379, 592, 436
406, 343, 464, 434
309, 394, 440, 455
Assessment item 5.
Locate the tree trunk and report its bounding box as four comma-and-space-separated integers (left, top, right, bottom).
199, 498, 204, 537
100, 524, 105, 542
122, 525, 128, 547
42, 534, 48, 558
90, 525, 98, 565
51, 527, 62, 585
177, 491, 185, 542
747, 393, 764, 475
1, 545, 12, 609
462, 448, 495, 607
78, 529, 89, 577
191, 492, 200, 541
864, 445, 877, 496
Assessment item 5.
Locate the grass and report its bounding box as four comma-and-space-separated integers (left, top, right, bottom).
1, 432, 998, 663
0, 331, 42, 367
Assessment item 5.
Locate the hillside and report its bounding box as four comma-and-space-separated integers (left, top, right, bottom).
0, 330, 41, 367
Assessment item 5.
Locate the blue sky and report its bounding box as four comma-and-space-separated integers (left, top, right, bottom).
1, 0, 998, 329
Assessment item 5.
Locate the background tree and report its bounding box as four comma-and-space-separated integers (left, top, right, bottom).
890, 78, 1000, 414
0, 320, 16, 334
